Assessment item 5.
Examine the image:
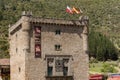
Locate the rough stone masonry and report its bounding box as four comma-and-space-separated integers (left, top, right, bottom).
9, 11, 89, 80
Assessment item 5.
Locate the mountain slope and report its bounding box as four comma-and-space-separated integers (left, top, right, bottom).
0, 0, 120, 58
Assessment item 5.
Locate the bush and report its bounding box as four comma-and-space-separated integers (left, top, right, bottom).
90, 57, 98, 63
101, 63, 117, 73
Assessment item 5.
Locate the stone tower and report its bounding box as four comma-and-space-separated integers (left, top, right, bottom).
9, 11, 89, 80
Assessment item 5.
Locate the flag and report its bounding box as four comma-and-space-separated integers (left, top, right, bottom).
66, 6, 73, 14
79, 8, 83, 13
35, 44, 41, 52
72, 7, 80, 14
35, 27, 41, 33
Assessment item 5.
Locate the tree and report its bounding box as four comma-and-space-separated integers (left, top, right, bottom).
0, 0, 119, 58
0, 11, 3, 21
0, 0, 5, 10
88, 30, 118, 61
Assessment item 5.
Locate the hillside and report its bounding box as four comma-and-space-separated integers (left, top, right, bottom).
0, 0, 120, 58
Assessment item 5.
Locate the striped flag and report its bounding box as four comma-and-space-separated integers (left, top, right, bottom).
35, 27, 41, 33
66, 6, 73, 14
72, 7, 81, 14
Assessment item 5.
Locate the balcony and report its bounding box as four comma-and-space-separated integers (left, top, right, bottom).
46, 76, 73, 80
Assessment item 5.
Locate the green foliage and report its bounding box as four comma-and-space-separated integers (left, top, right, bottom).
0, 40, 9, 58
89, 30, 118, 61
101, 63, 117, 73
0, 0, 5, 10
0, 11, 3, 21
0, 0, 119, 58
90, 57, 98, 63
89, 61, 119, 74
89, 62, 104, 73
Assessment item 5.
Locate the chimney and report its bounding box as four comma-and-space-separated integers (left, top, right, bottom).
22, 11, 33, 17
79, 16, 89, 25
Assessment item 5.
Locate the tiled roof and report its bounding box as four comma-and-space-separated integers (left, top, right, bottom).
30, 17, 85, 26
0, 59, 10, 66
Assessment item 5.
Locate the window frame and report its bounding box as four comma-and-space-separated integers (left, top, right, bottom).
55, 44, 61, 51
55, 30, 61, 35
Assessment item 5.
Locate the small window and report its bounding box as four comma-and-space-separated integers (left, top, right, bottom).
55, 30, 61, 35
19, 67, 21, 72
16, 34, 17, 37
55, 45, 61, 51
16, 48, 18, 53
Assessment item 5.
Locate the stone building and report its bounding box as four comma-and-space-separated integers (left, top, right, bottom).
9, 11, 89, 80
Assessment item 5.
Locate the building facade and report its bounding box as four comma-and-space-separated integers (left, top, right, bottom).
9, 11, 89, 80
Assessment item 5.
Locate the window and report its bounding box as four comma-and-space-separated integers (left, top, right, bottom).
47, 67, 53, 76
55, 30, 61, 35
46, 56, 71, 76
63, 67, 68, 76
47, 58, 54, 76
19, 67, 21, 72
63, 59, 69, 76
16, 48, 18, 53
55, 45, 61, 51
16, 34, 17, 37
16, 34, 18, 53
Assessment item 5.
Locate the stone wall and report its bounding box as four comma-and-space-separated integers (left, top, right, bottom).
10, 25, 26, 80
9, 13, 89, 80
26, 24, 89, 80
9, 16, 30, 80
